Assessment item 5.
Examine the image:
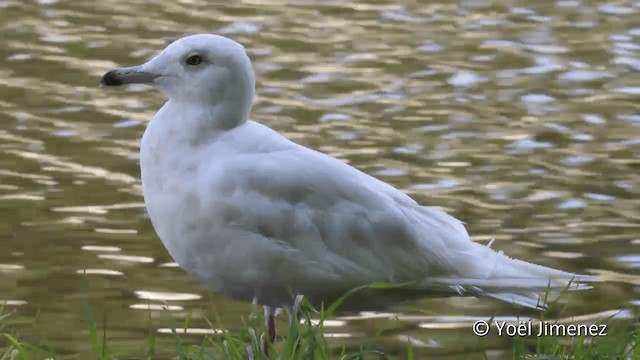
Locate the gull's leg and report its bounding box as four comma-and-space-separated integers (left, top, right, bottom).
266, 306, 277, 343
261, 306, 276, 355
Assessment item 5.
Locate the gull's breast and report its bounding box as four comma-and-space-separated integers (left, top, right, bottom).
139, 125, 259, 300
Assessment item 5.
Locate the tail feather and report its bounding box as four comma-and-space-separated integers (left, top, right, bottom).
422, 242, 597, 309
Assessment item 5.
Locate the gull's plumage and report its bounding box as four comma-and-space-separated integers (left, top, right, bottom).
101, 34, 593, 315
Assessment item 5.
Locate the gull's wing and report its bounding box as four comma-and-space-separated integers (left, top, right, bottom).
200, 122, 590, 309
206, 129, 473, 301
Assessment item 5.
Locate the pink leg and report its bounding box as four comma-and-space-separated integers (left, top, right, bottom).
267, 313, 276, 342
261, 306, 276, 355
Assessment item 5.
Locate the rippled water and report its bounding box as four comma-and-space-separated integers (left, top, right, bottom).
1, 0, 639, 358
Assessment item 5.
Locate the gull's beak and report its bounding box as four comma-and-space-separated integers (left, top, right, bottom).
100, 65, 160, 86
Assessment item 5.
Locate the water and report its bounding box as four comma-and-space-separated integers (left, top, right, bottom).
1, 0, 639, 358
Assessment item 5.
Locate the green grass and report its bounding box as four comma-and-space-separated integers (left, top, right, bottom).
1, 295, 638, 360
509, 318, 640, 360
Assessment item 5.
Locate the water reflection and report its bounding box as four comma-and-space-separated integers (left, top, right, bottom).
81, 245, 121, 252
135, 291, 202, 302
98, 254, 154, 263
0, 0, 638, 358
130, 304, 183, 311
0, 300, 28, 306
75, 269, 124, 276
157, 328, 223, 335
0, 264, 25, 272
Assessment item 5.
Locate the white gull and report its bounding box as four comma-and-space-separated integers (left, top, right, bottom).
101, 33, 593, 344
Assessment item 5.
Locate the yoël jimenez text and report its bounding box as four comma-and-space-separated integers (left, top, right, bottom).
495, 320, 608, 337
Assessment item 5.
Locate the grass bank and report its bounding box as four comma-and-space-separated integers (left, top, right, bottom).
1, 295, 638, 359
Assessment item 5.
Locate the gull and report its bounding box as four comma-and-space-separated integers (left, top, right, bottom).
101, 34, 592, 348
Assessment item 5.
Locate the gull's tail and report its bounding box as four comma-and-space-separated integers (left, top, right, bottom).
424, 241, 597, 309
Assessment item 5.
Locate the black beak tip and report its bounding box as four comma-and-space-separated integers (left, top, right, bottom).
100, 70, 123, 87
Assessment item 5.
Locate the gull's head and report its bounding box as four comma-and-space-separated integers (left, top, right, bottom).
101, 34, 255, 113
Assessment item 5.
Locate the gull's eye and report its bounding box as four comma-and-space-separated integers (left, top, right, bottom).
185, 55, 203, 66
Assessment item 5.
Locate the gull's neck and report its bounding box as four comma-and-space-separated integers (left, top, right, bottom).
140, 98, 248, 192
156, 99, 249, 146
